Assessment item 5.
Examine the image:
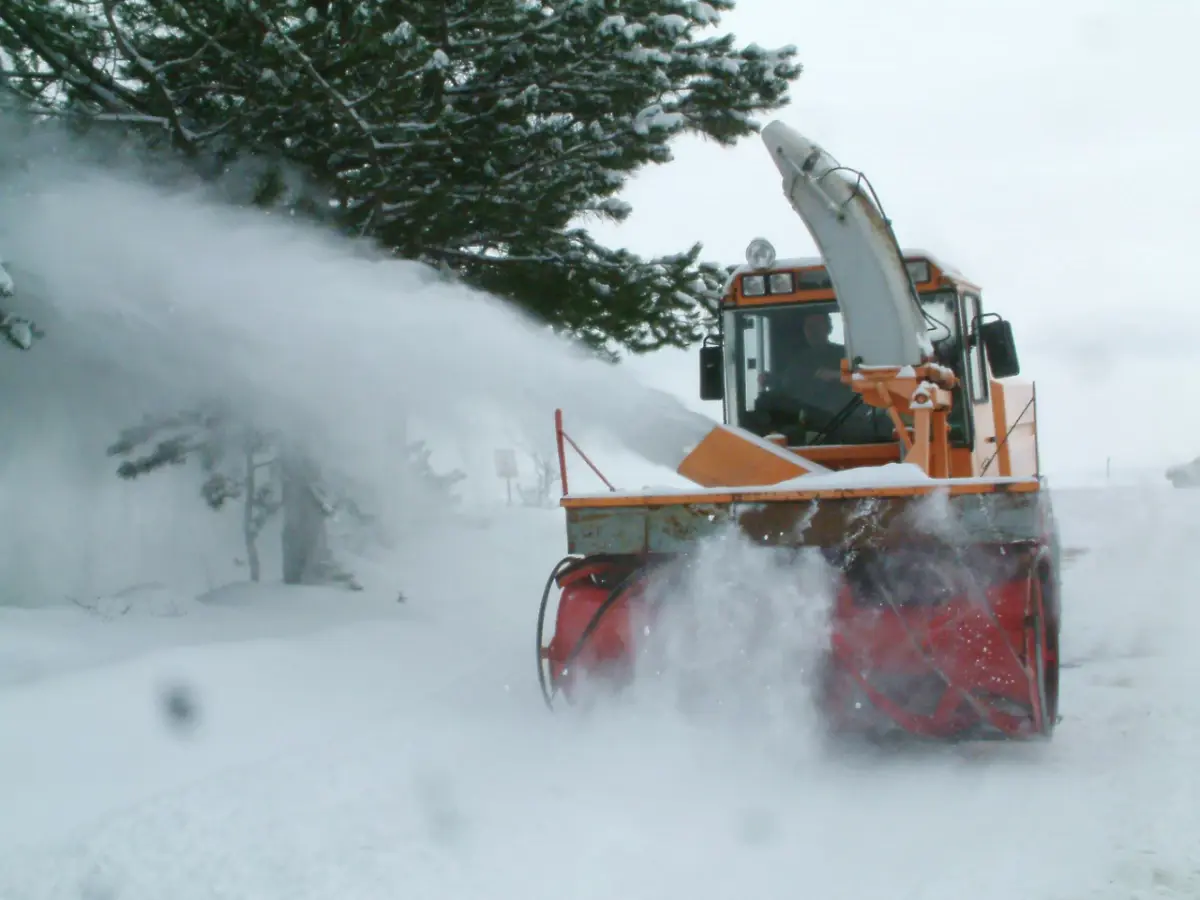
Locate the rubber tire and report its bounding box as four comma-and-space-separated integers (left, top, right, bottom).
1029, 569, 1059, 739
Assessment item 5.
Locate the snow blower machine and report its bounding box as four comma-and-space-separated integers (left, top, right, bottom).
536, 121, 1061, 742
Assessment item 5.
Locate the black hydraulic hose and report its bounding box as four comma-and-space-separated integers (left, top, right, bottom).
548, 557, 674, 710
536, 555, 584, 710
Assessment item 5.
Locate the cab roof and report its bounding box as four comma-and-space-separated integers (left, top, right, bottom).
722, 248, 973, 292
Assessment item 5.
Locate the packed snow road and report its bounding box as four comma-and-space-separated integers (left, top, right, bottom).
1, 485, 1198, 900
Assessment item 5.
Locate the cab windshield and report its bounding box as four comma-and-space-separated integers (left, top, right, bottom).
732, 295, 965, 447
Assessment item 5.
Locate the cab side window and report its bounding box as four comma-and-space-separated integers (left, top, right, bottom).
964, 293, 988, 402
738, 314, 769, 414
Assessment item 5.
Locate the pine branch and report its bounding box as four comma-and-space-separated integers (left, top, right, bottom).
100, 0, 197, 154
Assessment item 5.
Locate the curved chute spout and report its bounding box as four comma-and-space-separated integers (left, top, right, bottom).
760, 121, 932, 368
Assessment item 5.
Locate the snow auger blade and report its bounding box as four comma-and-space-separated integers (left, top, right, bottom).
537, 482, 1060, 741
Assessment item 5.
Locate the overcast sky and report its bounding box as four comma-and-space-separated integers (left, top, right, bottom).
593, 0, 1199, 481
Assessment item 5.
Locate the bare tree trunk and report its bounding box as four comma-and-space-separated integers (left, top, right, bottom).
280, 451, 329, 585
531, 453, 560, 507
243, 443, 260, 582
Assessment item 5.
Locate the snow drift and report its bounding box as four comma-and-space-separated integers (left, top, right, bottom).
3, 486, 1200, 900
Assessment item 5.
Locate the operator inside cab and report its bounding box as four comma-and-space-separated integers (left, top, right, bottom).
753, 308, 887, 443
780, 312, 845, 392
760, 309, 854, 419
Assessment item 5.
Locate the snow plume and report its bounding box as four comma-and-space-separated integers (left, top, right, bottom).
605, 526, 836, 756
0, 162, 715, 469
0, 115, 718, 597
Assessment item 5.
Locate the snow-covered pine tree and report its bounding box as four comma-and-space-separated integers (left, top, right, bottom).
350, 1, 802, 355
107, 405, 367, 588
106, 403, 285, 583
0, 1, 156, 147
105, 402, 467, 587
3, 0, 801, 355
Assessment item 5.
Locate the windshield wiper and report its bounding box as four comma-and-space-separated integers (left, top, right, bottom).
812, 394, 864, 445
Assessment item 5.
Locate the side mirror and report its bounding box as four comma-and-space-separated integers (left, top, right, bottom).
699, 339, 724, 401
979, 317, 1020, 379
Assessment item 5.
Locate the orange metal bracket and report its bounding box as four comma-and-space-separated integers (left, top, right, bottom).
843, 361, 958, 479
554, 409, 616, 496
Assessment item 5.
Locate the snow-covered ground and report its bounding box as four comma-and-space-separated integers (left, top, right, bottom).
2, 483, 1198, 900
